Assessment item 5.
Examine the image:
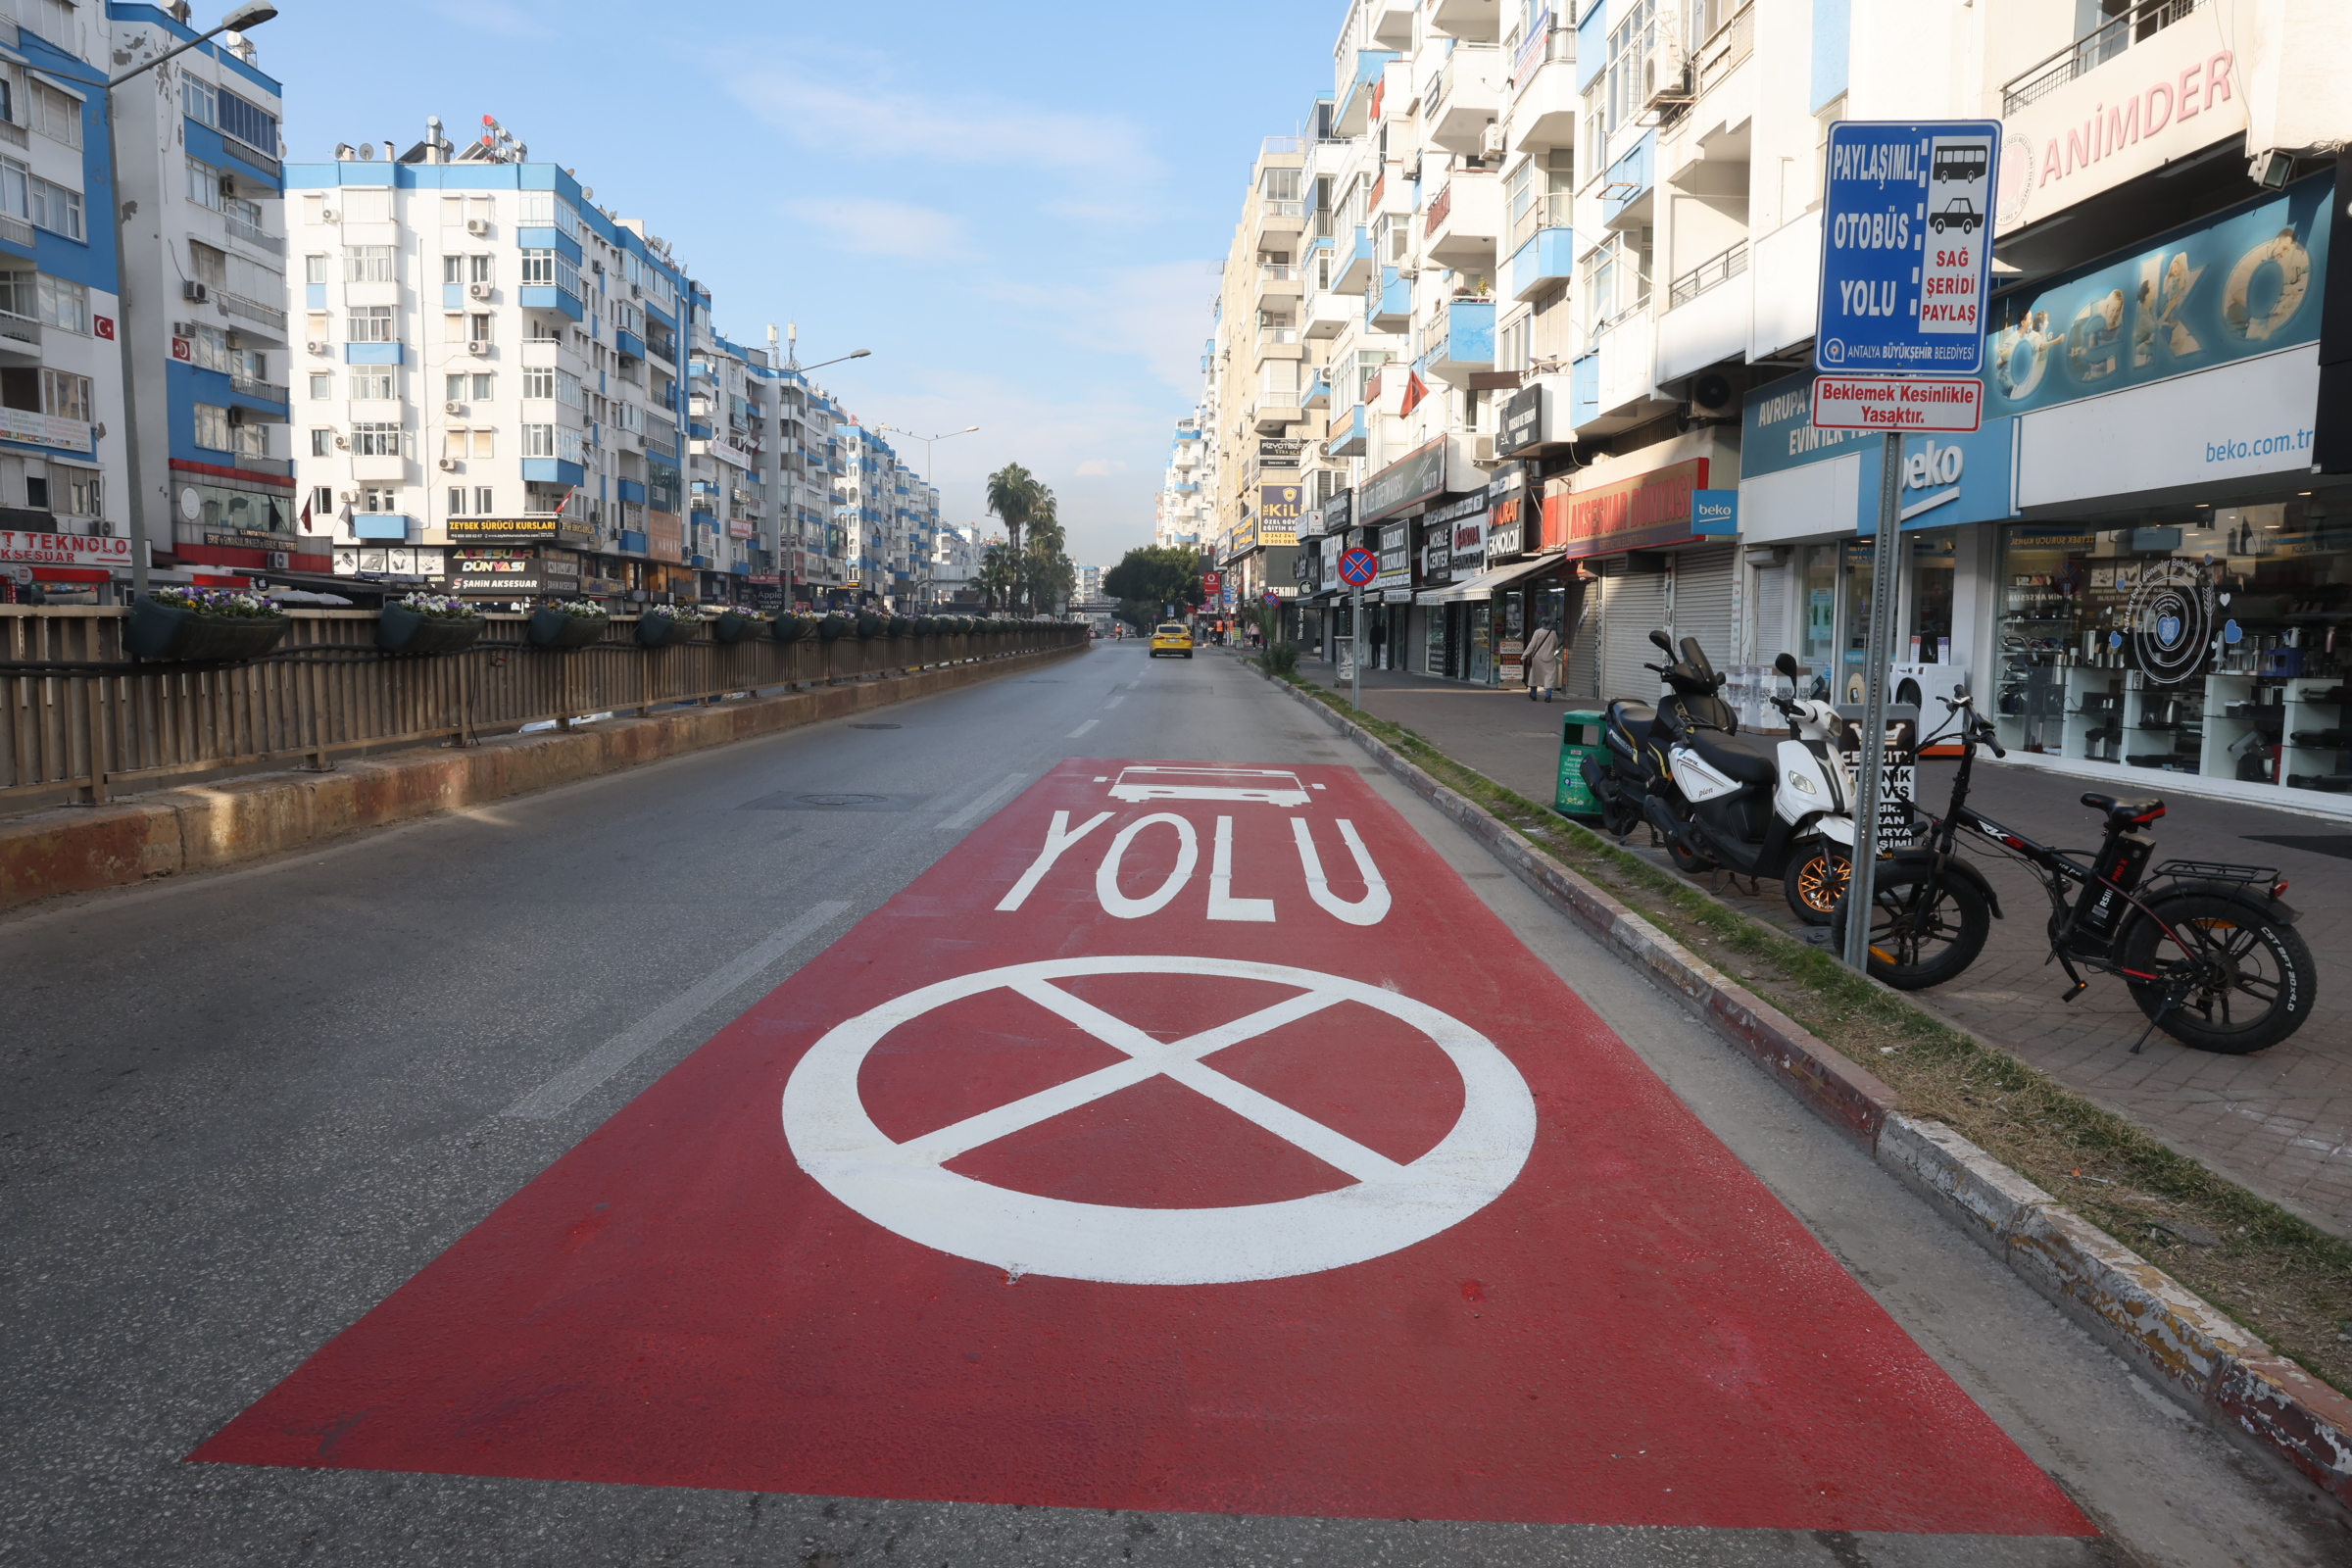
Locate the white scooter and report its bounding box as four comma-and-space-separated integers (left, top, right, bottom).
1642, 650, 1859, 924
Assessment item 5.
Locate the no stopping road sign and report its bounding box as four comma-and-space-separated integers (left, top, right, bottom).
1337, 547, 1378, 586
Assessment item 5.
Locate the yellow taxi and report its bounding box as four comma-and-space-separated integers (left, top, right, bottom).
1149, 621, 1195, 659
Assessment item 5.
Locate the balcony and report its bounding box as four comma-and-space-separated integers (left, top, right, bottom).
1430, 0, 1502, 40
2003, 0, 2203, 115
221, 291, 287, 331
1303, 367, 1333, 410
351, 514, 411, 542
1367, 0, 1414, 46
343, 341, 403, 365
1368, 265, 1411, 333
1258, 198, 1307, 237
1255, 325, 1303, 363
1305, 286, 1357, 339
1423, 171, 1500, 273
1692, 2, 1756, 98
1252, 393, 1302, 434
614, 328, 645, 360
1425, 45, 1503, 154
521, 285, 586, 322
1508, 24, 1579, 137
1600, 131, 1656, 230
1257, 262, 1304, 302
1333, 50, 1399, 137
1333, 225, 1376, 294
1505, 224, 1576, 301
1668, 241, 1746, 310
0, 213, 29, 252
224, 214, 283, 254
523, 457, 586, 488
229, 371, 290, 407
1415, 299, 1495, 385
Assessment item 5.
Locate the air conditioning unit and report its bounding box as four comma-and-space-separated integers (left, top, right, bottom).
590, 259, 603, 274
226, 406, 247, 426
319, 208, 337, 223
466, 339, 488, 355
1472, 435, 1496, 463
334, 435, 349, 450
1642, 45, 1693, 110
172, 320, 195, 338
444, 400, 466, 416
223, 331, 241, 350
629, 282, 641, 299
466, 218, 489, 236
339, 488, 358, 503
267, 551, 289, 570
182, 280, 210, 303
438, 457, 461, 472
306, 339, 327, 354
220, 175, 236, 198
468, 281, 492, 301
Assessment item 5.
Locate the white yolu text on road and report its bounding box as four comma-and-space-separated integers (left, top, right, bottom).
996, 804, 1389, 924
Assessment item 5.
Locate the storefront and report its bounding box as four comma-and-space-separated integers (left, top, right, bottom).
167, 460, 324, 579
0, 526, 135, 604
1357, 438, 1453, 669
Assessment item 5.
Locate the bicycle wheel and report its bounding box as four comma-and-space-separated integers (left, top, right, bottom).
1829, 862, 1989, 990
1784, 840, 1851, 927
2121, 894, 2317, 1054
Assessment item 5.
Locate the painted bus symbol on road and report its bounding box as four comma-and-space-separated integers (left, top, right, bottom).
780, 956, 1539, 1286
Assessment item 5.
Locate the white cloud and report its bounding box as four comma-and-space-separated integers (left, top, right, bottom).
1074, 459, 1127, 477
730, 66, 1152, 175
784, 197, 966, 260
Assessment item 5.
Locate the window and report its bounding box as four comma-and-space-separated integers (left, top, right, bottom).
1605, 0, 1656, 133
470, 372, 493, 399
349, 368, 394, 400
62, 467, 100, 516
23, 473, 42, 509
0, 268, 30, 320
28, 175, 79, 239
447, 485, 466, 515
310, 428, 332, 457
41, 368, 89, 422
348, 305, 394, 342
466, 313, 491, 344
311, 485, 334, 517
187, 321, 229, 371
521, 423, 556, 457
343, 245, 393, 282
350, 421, 402, 458
556, 370, 583, 410
308, 372, 331, 400
443, 428, 494, 459
514, 190, 580, 239
36, 273, 86, 333
469, 254, 491, 283
27, 80, 79, 148
19, 0, 74, 49
182, 75, 218, 129
234, 419, 269, 459
193, 403, 232, 451
360, 486, 399, 513
518, 248, 580, 296
303, 254, 326, 285
215, 90, 277, 157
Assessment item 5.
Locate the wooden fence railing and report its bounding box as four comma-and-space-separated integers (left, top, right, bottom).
1, 609, 1086, 812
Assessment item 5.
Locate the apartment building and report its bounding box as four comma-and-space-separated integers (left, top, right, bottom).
1153, 412, 1212, 554
1201, 0, 2352, 813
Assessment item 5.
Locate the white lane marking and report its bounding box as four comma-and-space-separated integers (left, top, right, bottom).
1104, 696, 1125, 709
782, 956, 1538, 1286
1067, 719, 1100, 737
504, 901, 853, 1120
936, 772, 1028, 831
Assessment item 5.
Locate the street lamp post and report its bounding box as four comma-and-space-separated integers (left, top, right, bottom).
109, 2, 280, 600
778, 347, 868, 611
876, 423, 977, 612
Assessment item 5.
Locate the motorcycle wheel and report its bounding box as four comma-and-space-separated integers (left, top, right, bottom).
1784, 841, 1851, 927
1829, 861, 1989, 990
1662, 812, 1716, 874
2120, 893, 2316, 1054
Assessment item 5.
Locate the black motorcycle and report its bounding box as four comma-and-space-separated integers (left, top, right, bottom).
1583, 630, 1736, 876
1832, 694, 2317, 1054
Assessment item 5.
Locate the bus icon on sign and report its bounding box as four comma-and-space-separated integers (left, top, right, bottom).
1933, 142, 1989, 183
1108, 766, 1312, 807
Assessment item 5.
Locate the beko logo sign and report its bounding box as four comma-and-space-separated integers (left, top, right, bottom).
1898, 440, 1966, 521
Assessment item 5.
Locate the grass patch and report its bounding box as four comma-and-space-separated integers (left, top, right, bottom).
1275, 668, 2352, 1397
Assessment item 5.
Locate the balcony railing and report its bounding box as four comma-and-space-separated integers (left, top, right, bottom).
0, 214, 31, 249
0, 119, 24, 148
1425, 182, 1453, 235
1261, 198, 1306, 220
224, 214, 283, 253
230, 372, 290, 403
2003, 0, 2202, 115
1257, 326, 1300, 347
1259, 263, 1300, 281
220, 133, 281, 176
1693, 3, 1756, 96
1669, 241, 1747, 309
220, 291, 287, 330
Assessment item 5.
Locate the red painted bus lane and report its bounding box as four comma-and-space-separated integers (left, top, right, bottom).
193, 759, 2093, 1538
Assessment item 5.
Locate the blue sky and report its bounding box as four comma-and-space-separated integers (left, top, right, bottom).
253, 0, 1337, 567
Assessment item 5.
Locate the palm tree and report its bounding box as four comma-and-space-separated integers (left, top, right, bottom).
984, 464, 1040, 608
974, 544, 1018, 614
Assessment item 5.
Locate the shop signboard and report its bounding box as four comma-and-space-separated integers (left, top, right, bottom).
1551, 457, 1708, 560
1319, 542, 1341, 594
0, 407, 93, 454
2014, 342, 2318, 509
647, 511, 686, 564
1691, 489, 1738, 535
1202, 569, 1222, 603
1423, 492, 1488, 570
446, 516, 595, 544
1375, 521, 1411, 589
1257, 484, 1305, 546
1816, 119, 1999, 376
1986, 173, 2329, 419
1486, 463, 1527, 564
1743, 369, 2018, 536
1358, 437, 1448, 525
1495, 381, 1546, 457
0, 528, 135, 569
1311, 487, 1352, 540
1257, 437, 1305, 471
449, 547, 542, 594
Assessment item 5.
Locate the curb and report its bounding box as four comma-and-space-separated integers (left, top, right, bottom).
1260, 665, 2352, 1525
0, 645, 1086, 917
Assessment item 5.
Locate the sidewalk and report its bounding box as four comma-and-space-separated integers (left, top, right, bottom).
1286, 653, 2352, 1238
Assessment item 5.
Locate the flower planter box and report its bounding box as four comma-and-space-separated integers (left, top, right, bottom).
374, 605, 483, 656
887, 615, 914, 638
528, 608, 609, 650
711, 612, 757, 645
817, 615, 849, 643
855, 613, 883, 640
772, 614, 811, 644
636, 615, 700, 649
123, 598, 291, 662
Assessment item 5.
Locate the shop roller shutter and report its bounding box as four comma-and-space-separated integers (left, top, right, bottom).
1568, 564, 1605, 701
1752, 564, 1789, 665
1670, 544, 1737, 668
1603, 561, 1668, 703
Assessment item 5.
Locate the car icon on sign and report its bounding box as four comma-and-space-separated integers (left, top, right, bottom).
1931, 198, 1981, 235
1108, 766, 1312, 807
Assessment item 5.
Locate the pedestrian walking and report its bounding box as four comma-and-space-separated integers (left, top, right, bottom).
1523, 619, 1561, 703
1368, 616, 1387, 669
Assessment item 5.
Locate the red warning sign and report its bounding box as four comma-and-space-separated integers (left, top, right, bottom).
194, 760, 2090, 1536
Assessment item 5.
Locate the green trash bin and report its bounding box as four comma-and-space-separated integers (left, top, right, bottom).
1554, 710, 1606, 819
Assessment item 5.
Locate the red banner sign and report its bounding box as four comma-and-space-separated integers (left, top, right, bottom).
1541, 457, 1709, 560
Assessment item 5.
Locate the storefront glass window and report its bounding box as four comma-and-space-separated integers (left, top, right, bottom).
1907, 530, 1956, 664
1799, 544, 1838, 672
1839, 538, 1876, 704
1994, 496, 2351, 793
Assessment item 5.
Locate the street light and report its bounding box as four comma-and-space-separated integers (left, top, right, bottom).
876, 424, 978, 610
799, 349, 871, 372
110, 2, 282, 599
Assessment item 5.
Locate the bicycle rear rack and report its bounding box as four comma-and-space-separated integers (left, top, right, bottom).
2149, 858, 2278, 886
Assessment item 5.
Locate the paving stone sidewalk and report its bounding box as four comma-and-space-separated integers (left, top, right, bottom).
1276, 652, 2352, 1238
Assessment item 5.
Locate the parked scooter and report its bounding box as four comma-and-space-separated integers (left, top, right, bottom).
1645, 644, 1861, 924
1581, 630, 1736, 870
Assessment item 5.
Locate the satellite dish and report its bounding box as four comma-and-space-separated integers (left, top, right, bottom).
357, 142, 374, 161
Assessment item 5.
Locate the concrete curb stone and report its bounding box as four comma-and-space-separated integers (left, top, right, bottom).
1256, 662, 2352, 1525
0, 645, 1085, 915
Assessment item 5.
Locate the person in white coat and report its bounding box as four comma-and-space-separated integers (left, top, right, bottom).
1523, 619, 1562, 703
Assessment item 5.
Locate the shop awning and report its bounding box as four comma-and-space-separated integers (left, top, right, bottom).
1413, 552, 1564, 605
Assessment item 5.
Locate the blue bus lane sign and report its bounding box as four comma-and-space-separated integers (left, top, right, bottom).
1815, 120, 2000, 376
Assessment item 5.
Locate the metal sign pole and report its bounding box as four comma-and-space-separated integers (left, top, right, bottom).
1350, 583, 1363, 710
1842, 429, 1904, 971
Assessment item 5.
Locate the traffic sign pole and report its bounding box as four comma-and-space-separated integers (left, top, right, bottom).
1350, 583, 1362, 711
1844, 430, 1904, 974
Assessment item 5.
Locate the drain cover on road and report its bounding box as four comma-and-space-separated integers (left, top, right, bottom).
2243, 834, 2352, 862
738, 792, 926, 812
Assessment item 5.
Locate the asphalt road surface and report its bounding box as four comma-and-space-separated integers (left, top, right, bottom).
2, 644, 2342, 1566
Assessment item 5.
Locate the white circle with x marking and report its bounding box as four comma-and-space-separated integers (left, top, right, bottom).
781, 956, 1538, 1285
